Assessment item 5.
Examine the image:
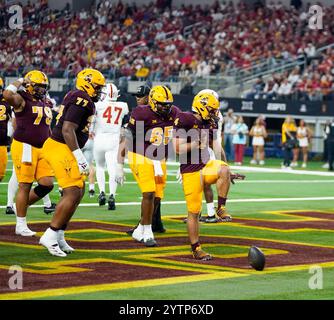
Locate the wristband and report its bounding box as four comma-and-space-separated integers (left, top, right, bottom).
5, 84, 18, 93
72, 148, 85, 161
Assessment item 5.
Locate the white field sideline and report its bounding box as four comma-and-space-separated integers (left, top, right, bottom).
1, 196, 334, 209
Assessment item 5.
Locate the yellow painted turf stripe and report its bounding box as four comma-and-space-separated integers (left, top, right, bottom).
0, 272, 246, 300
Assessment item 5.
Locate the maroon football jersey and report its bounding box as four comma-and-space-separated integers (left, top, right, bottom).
0, 97, 12, 146
51, 90, 95, 149
127, 105, 181, 160
13, 91, 52, 148
174, 112, 217, 174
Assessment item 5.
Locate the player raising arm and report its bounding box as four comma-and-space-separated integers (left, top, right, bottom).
3, 71, 54, 236
0, 77, 12, 182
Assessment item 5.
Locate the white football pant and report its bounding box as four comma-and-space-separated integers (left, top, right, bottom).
93, 133, 120, 197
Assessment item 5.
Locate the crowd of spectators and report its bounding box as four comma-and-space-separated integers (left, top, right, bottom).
244, 47, 334, 101
1, 0, 334, 84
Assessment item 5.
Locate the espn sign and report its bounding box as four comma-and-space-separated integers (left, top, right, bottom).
241, 101, 254, 111
266, 103, 286, 112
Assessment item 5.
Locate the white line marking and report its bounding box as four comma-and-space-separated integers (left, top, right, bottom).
1, 180, 334, 186
1, 197, 334, 209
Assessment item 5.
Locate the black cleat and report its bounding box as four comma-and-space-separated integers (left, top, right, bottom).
200, 215, 219, 223
126, 228, 135, 236
5, 206, 15, 215
59, 189, 63, 197
143, 238, 158, 247
88, 189, 95, 198
108, 194, 116, 210
152, 225, 166, 233
44, 203, 56, 215
98, 192, 106, 206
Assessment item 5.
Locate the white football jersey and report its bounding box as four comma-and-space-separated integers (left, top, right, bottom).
94, 100, 129, 135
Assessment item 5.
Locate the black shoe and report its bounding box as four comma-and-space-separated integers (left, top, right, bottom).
59, 189, 63, 197
108, 194, 116, 210
44, 203, 56, 215
152, 225, 166, 233
126, 228, 135, 236
5, 206, 15, 215
143, 238, 158, 247
98, 192, 106, 206
204, 216, 219, 223
89, 189, 95, 198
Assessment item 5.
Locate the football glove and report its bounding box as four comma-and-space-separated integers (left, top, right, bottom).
72, 149, 89, 176
115, 163, 125, 185
230, 172, 246, 184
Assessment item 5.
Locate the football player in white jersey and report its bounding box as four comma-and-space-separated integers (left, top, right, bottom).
93, 83, 129, 210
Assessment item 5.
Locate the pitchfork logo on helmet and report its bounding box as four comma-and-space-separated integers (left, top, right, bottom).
192, 91, 219, 121
24, 70, 49, 100
148, 85, 173, 118
76, 68, 106, 102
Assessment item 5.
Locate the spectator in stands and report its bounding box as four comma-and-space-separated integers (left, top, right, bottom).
250, 118, 268, 165
277, 79, 293, 100
262, 78, 279, 100
281, 116, 298, 169
245, 76, 265, 99
231, 116, 249, 165
223, 108, 236, 161
296, 120, 312, 168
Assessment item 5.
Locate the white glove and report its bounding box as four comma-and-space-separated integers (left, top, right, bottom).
72, 149, 89, 176
115, 163, 125, 185
176, 168, 182, 184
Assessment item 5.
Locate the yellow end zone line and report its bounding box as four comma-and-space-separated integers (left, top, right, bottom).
2, 261, 334, 300
0, 272, 246, 300
163, 211, 334, 234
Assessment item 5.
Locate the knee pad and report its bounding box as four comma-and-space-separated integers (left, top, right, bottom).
34, 184, 54, 198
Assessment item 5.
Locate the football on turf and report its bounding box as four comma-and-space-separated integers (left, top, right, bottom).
248, 246, 266, 271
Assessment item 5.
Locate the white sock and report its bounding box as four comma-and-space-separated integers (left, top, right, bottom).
135, 223, 144, 233
16, 216, 27, 229
43, 227, 58, 242
96, 166, 105, 193
89, 183, 95, 191
57, 229, 65, 241
206, 202, 215, 217
143, 224, 153, 238
7, 168, 18, 207
42, 194, 51, 207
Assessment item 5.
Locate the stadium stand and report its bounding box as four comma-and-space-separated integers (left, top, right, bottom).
1, 0, 334, 89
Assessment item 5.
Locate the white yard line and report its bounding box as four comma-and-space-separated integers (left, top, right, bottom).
1, 196, 334, 209
1, 179, 334, 186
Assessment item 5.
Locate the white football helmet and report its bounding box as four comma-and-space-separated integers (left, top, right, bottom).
101, 83, 120, 101
198, 89, 219, 100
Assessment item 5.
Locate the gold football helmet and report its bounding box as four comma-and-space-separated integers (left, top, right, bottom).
148, 85, 173, 117
76, 68, 106, 102
192, 92, 219, 121
24, 70, 49, 99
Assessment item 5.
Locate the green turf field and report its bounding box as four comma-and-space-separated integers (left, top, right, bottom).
0, 157, 334, 300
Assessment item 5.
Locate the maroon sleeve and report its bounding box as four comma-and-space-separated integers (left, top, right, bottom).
127, 107, 145, 133
64, 103, 88, 126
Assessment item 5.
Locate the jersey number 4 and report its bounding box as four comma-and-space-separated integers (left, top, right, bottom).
103, 106, 122, 124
